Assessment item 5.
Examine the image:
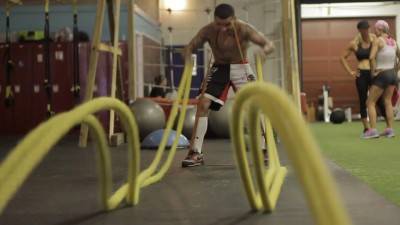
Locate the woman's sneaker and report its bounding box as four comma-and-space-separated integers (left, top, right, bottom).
380, 128, 396, 138
360, 129, 379, 139
182, 150, 204, 167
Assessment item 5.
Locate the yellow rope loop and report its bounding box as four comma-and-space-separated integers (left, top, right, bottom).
0, 97, 141, 213
230, 81, 351, 225
247, 100, 287, 211
6, 2, 10, 16
0, 60, 194, 213
45, 0, 49, 13
253, 55, 281, 171
81, 115, 113, 209
73, 0, 78, 14
255, 55, 263, 81
136, 59, 194, 189
5, 86, 13, 97
128, 59, 194, 204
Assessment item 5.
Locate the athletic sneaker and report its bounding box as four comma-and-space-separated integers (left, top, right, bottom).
360, 129, 379, 139
380, 128, 396, 138
263, 148, 269, 165
363, 128, 369, 133
182, 150, 204, 167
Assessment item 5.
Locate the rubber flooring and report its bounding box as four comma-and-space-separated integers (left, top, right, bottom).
0, 136, 399, 225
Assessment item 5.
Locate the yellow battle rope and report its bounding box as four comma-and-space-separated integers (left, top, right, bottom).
133, 57, 194, 191
231, 60, 351, 224
0, 98, 139, 212
0, 60, 194, 213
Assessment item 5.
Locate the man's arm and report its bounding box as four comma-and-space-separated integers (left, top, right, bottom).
245, 23, 274, 61
182, 27, 208, 61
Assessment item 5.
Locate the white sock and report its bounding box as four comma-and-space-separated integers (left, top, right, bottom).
193, 117, 208, 153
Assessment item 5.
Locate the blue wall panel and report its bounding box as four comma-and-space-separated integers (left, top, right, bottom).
0, 4, 162, 42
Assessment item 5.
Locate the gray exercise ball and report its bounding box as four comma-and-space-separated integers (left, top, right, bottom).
208, 98, 234, 138
130, 99, 166, 140
174, 107, 197, 139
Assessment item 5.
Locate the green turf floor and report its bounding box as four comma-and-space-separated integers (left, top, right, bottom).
309, 121, 400, 206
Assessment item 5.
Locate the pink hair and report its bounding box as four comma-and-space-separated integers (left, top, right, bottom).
375, 20, 389, 31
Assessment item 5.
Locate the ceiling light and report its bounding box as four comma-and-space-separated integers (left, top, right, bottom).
164, 0, 186, 11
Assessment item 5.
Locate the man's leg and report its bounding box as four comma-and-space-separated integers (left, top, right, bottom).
182, 97, 211, 167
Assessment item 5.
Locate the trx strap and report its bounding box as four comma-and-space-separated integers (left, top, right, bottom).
72, 0, 80, 105
43, 0, 53, 118
4, 1, 14, 107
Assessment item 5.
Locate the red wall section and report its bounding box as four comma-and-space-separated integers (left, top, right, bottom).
0, 41, 129, 135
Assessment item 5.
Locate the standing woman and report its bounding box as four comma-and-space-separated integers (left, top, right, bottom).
361, 20, 400, 138
340, 20, 383, 134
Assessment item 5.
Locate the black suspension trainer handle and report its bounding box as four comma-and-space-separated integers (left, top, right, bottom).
44, 0, 53, 118
72, 0, 80, 105
4, 1, 14, 107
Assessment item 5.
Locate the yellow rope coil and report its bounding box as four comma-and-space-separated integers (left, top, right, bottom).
230, 81, 352, 224
0, 97, 140, 212
45, 0, 49, 13
0, 60, 194, 213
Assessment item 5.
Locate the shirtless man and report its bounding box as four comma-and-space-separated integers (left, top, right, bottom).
181, 3, 274, 167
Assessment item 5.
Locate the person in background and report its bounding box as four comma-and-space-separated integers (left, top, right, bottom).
180, 3, 274, 167
340, 19, 386, 134
149, 75, 167, 98
361, 20, 400, 138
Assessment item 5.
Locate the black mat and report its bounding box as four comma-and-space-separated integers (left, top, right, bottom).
0, 136, 399, 225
